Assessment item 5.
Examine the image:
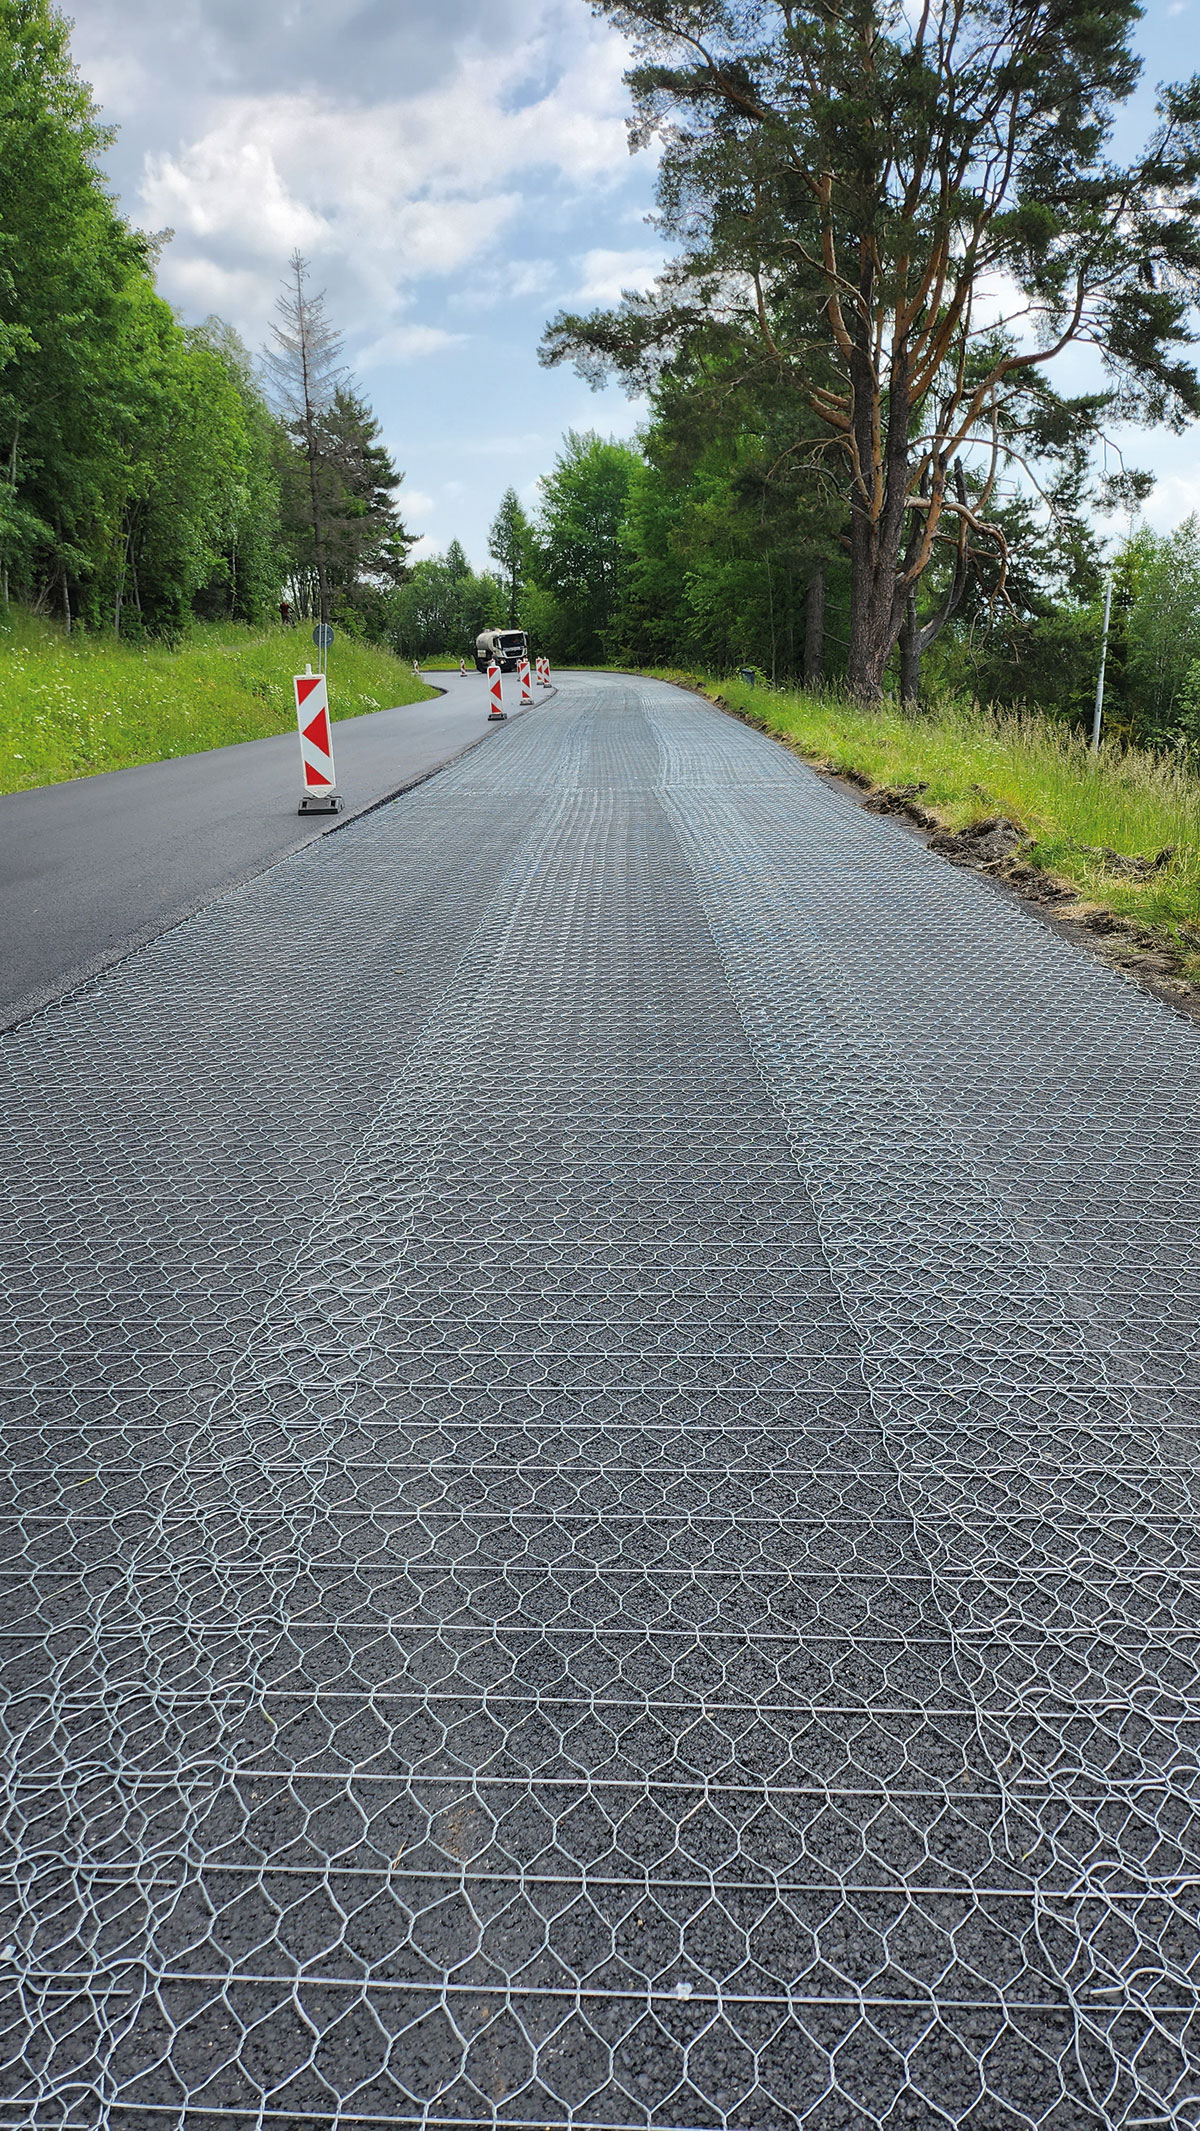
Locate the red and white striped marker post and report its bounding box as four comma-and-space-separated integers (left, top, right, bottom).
542, 657, 552, 686
518, 656, 533, 705
536, 656, 548, 687
294, 667, 342, 813
487, 662, 506, 720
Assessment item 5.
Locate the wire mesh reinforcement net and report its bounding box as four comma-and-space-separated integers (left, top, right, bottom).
1, 673, 1198, 2130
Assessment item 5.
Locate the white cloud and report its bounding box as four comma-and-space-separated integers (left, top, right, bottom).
144, 124, 324, 252
157, 254, 273, 322
136, 24, 635, 348
449, 258, 560, 312
61, 1, 669, 574
70, 0, 559, 152
573, 246, 665, 304
1143, 473, 1200, 531
358, 325, 467, 366
966, 265, 1028, 335
77, 47, 156, 122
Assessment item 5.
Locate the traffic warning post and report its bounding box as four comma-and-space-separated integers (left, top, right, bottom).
487, 663, 506, 721
518, 656, 533, 705
537, 657, 549, 686
294, 667, 343, 813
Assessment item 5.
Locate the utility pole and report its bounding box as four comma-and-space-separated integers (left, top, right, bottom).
1091, 574, 1114, 752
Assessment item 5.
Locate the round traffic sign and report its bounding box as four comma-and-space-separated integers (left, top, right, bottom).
312, 623, 335, 649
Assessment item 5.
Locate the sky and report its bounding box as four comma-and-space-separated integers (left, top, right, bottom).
69, 0, 1200, 570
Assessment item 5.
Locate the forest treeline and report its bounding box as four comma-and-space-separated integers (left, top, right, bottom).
0, 2, 411, 640
394, 431, 1200, 752
5, 0, 1200, 753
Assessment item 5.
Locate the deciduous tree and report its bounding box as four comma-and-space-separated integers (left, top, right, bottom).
488, 487, 535, 623
536, 432, 640, 662
0, 2, 287, 631
384, 552, 503, 659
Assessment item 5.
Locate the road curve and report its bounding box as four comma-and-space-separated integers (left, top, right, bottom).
2, 670, 1198, 2127
0, 668, 507, 1029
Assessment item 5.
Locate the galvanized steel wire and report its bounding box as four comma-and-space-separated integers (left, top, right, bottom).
1, 674, 1198, 2127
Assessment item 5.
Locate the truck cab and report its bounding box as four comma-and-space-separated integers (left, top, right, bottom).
475, 628, 528, 674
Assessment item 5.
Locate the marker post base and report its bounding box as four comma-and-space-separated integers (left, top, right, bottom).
294, 668, 341, 812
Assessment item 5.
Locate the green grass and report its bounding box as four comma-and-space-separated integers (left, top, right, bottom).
0, 608, 437, 794
648, 667, 1200, 962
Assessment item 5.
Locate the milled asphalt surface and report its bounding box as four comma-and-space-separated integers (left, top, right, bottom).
2, 671, 1199, 2128
0, 666, 514, 1028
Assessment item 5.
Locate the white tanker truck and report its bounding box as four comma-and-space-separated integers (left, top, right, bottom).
474, 627, 529, 674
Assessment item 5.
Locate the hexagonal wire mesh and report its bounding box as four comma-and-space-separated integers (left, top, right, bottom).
0, 673, 1198, 2127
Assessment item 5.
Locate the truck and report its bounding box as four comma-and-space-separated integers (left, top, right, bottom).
475, 627, 529, 674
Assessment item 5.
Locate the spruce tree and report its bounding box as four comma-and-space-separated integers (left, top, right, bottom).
263, 253, 345, 626
488, 488, 533, 624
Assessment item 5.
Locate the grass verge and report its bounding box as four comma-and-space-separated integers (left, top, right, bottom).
0, 608, 437, 794
646, 667, 1200, 998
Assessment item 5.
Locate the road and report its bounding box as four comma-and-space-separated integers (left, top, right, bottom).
0, 667, 512, 1028
2, 670, 1198, 2128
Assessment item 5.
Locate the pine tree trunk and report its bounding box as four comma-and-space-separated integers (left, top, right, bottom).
803, 561, 825, 688
845, 343, 910, 702
846, 515, 902, 701
899, 590, 920, 708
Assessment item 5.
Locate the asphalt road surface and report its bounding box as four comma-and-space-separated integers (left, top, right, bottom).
0, 666, 513, 1028
3, 671, 1199, 2127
